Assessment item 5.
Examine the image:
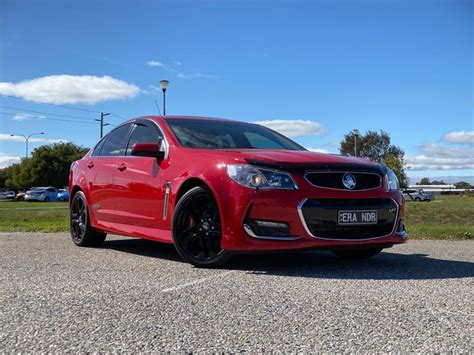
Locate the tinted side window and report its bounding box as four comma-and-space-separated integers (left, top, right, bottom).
91, 138, 106, 156
126, 123, 162, 155
100, 124, 131, 156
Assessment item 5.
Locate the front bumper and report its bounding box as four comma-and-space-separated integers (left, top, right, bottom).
25, 195, 42, 201
218, 184, 407, 252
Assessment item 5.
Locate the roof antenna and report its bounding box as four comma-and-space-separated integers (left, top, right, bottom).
154, 99, 162, 115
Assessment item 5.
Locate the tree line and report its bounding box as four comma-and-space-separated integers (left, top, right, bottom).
416, 177, 472, 189
0, 143, 89, 191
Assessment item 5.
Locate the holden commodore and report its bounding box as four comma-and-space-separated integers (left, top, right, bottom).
69, 116, 407, 267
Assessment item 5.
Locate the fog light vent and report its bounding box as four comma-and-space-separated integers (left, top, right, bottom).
244, 219, 299, 240
395, 218, 407, 237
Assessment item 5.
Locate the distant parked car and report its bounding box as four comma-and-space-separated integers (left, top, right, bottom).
402, 189, 432, 202
0, 191, 15, 200
57, 189, 69, 201
25, 187, 59, 202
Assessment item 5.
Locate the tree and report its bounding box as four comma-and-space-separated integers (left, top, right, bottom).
384, 154, 408, 188
455, 181, 472, 189
0, 165, 16, 189
431, 180, 446, 185
4, 142, 88, 190
340, 130, 404, 162
418, 177, 431, 185
339, 130, 407, 188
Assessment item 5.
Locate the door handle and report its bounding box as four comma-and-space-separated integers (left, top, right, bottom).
117, 163, 127, 171
87, 162, 94, 169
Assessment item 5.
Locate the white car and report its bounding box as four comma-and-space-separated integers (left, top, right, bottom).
402, 189, 432, 202
25, 187, 59, 202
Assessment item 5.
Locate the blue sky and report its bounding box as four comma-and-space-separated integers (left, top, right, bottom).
0, 0, 472, 182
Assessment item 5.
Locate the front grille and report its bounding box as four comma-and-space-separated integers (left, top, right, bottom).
299, 198, 397, 240
305, 172, 382, 190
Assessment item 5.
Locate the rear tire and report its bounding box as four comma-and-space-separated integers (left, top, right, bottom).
172, 186, 231, 267
70, 191, 106, 247
44, 197, 50, 202
415, 197, 421, 202
332, 248, 383, 259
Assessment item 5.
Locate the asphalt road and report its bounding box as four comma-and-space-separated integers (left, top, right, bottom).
1, 232, 473, 352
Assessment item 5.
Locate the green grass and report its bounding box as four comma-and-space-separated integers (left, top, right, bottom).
0, 201, 69, 232
0, 196, 473, 240
404, 195, 474, 240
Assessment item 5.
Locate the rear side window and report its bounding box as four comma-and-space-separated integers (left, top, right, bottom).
125, 123, 163, 155
99, 124, 131, 156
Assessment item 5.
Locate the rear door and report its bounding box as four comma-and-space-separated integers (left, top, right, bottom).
86, 123, 132, 223
113, 120, 166, 228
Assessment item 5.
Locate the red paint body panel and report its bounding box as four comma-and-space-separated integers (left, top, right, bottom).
69, 116, 407, 252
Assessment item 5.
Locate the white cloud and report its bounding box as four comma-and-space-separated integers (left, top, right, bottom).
174, 61, 182, 66
0, 153, 20, 168
406, 143, 474, 170
442, 131, 474, 145
406, 155, 473, 170
307, 148, 329, 154
252, 119, 323, 138
0, 134, 68, 144
0, 75, 140, 104
177, 72, 217, 80
146, 60, 164, 67
12, 113, 46, 121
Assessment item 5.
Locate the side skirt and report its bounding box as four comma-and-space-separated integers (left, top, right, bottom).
93, 220, 174, 244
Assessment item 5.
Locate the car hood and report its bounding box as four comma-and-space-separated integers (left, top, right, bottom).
210, 149, 387, 174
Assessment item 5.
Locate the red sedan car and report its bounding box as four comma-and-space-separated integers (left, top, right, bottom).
69, 116, 407, 267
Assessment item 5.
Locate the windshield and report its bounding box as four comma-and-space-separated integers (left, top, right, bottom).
165, 119, 305, 150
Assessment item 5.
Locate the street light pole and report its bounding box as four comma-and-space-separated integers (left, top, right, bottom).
352, 129, 360, 157
160, 80, 169, 116
10, 132, 44, 158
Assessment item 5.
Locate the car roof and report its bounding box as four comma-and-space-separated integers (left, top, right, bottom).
138, 115, 246, 124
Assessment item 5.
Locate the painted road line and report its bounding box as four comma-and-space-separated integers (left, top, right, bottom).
161, 270, 235, 293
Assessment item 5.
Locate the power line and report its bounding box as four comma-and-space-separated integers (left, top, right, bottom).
0, 93, 102, 114
0, 105, 96, 121
110, 113, 126, 120
0, 112, 97, 125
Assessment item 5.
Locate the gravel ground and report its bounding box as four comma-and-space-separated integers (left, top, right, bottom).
1, 232, 473, 352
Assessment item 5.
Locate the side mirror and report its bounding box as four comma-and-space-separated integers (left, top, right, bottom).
131, 141, 165, 159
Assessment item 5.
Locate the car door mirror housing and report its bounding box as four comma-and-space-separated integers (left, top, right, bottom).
131, 142, 165, 159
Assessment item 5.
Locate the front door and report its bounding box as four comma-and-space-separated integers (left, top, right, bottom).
87, 123, 132, 223
113, 121, 166, 228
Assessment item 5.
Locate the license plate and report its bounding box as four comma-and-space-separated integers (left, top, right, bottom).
338, 210, 378, 225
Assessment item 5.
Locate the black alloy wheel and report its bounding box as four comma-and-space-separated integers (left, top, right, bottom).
172, 186, 231, 267
70, 191, 106, 247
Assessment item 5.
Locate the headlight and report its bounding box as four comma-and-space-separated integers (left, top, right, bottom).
226, 164, 297, 190
386, 168, 399, 191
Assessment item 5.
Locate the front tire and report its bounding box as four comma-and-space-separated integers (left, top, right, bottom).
70, 191, 106, 247
172, 186, 231, 267
332, 248, 383, 259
